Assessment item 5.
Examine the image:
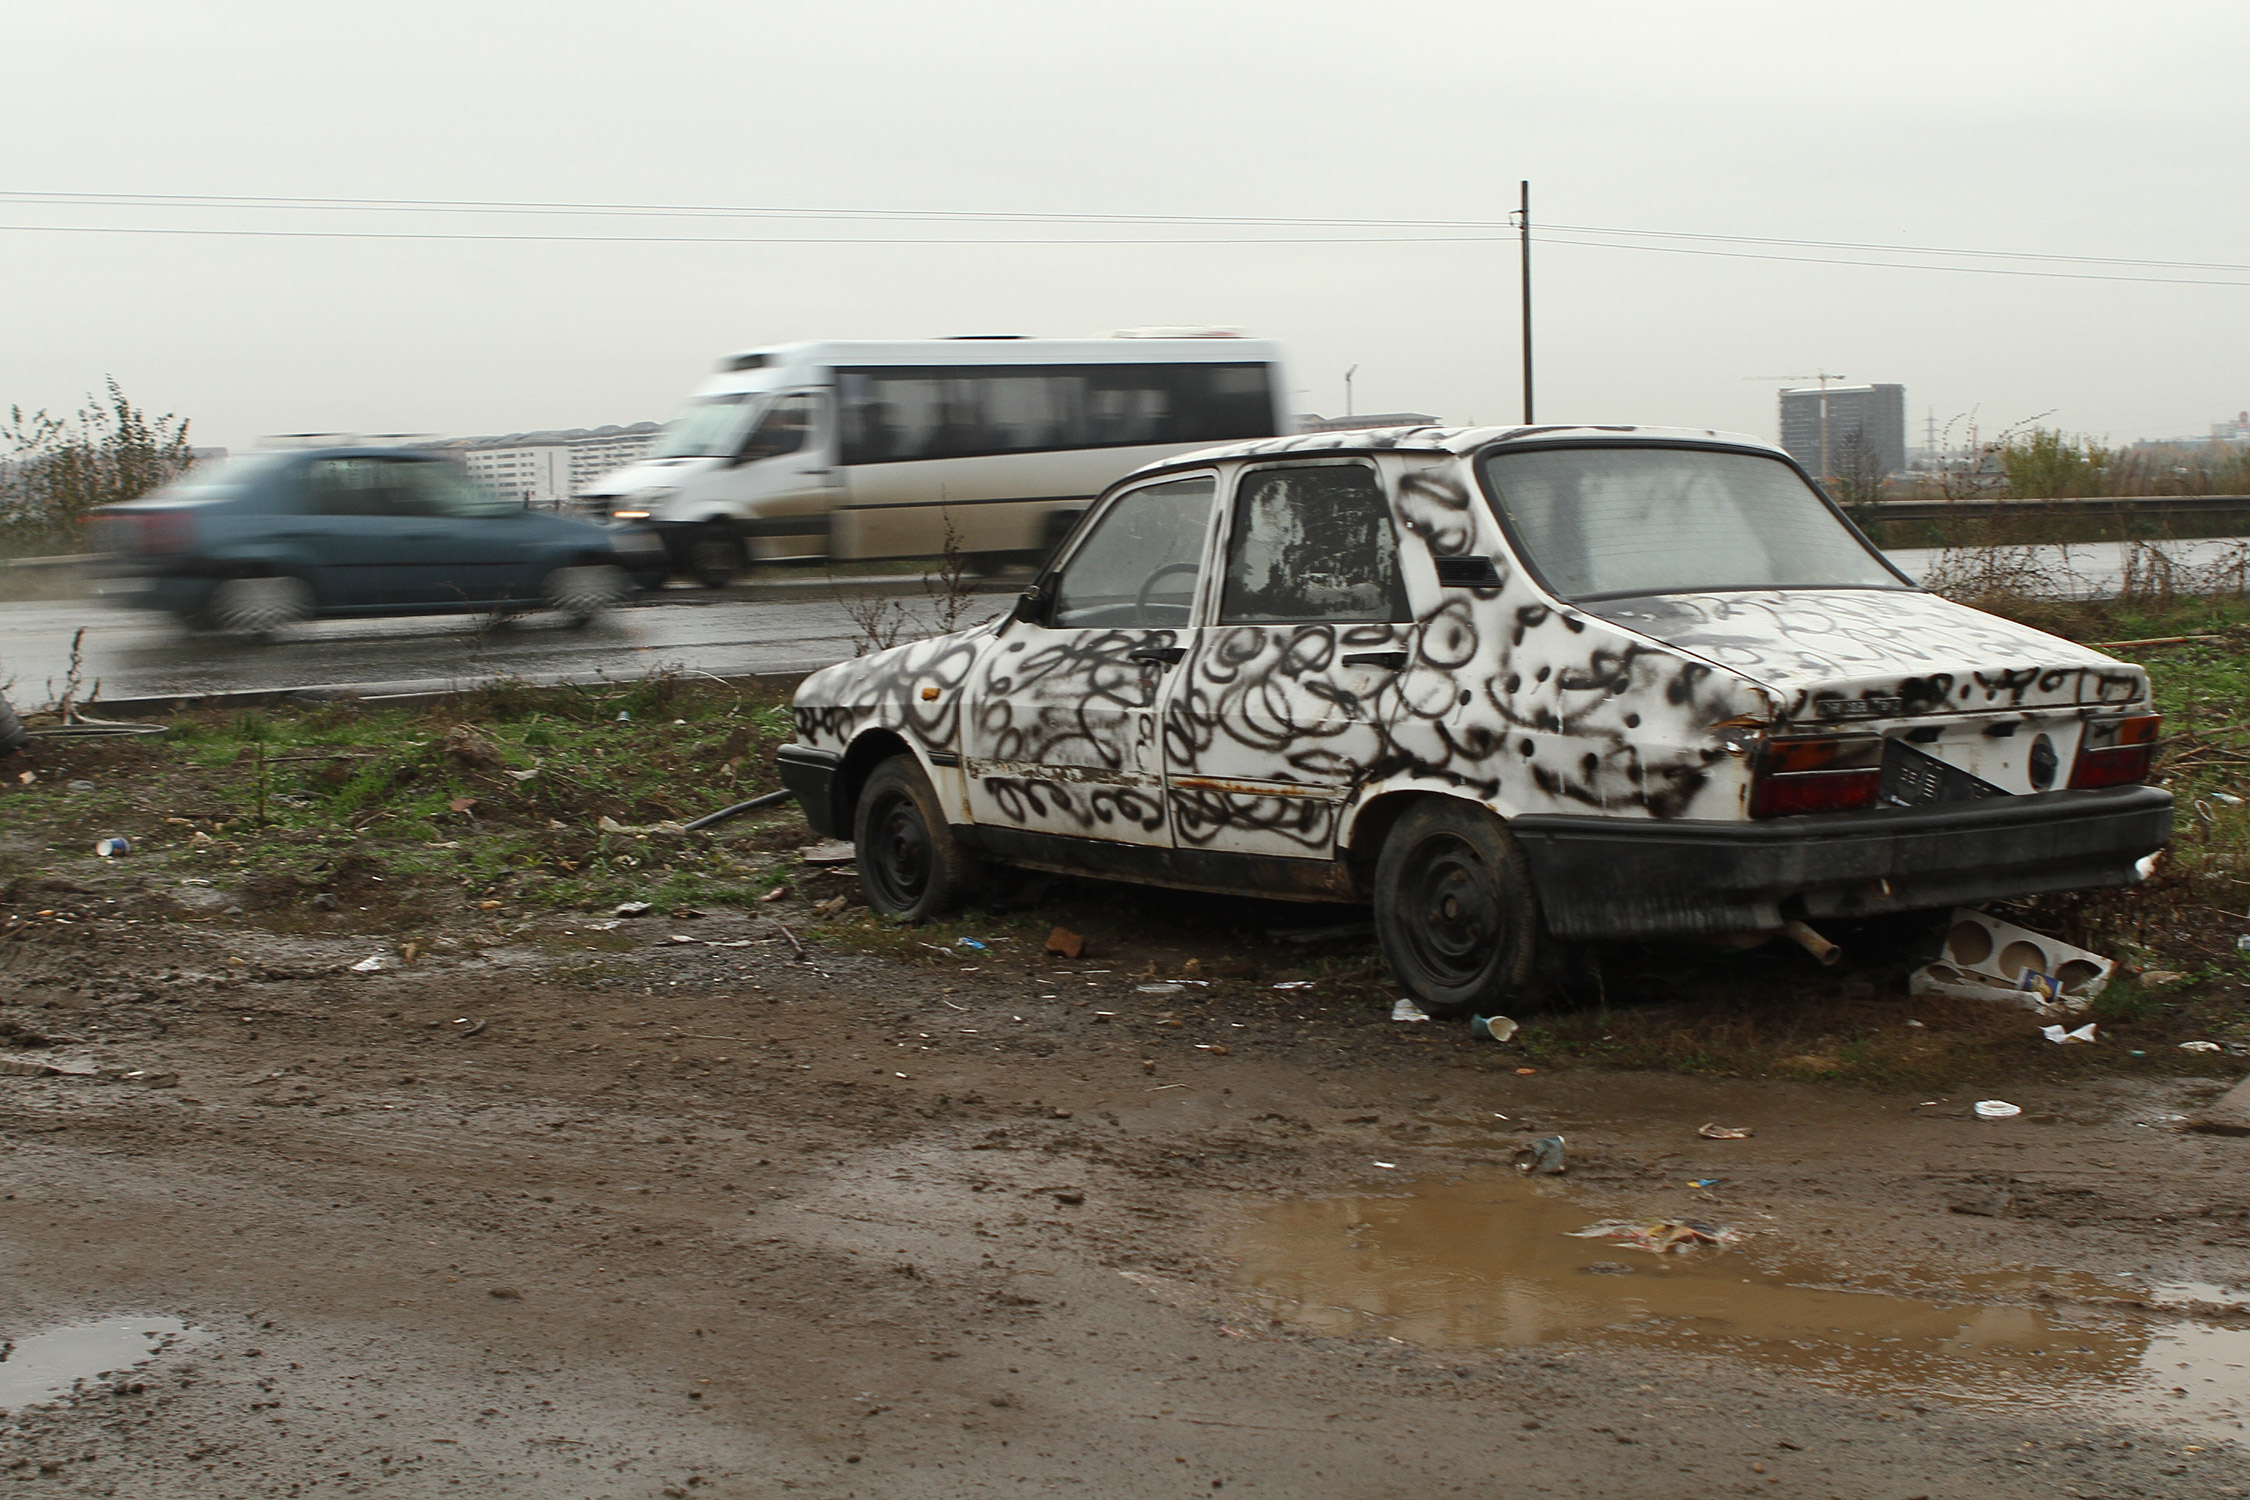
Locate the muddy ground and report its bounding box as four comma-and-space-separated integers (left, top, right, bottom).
4, 814, 2250, 1499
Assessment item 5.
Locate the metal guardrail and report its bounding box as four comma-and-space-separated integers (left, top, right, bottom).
1866, 494, 2250, 523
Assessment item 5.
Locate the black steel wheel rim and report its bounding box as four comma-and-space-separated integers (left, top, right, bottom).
1400, 831, 1499, 987
865, 790, 933, 910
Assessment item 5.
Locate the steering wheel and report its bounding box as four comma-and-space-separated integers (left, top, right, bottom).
1134, 561, 1201, 622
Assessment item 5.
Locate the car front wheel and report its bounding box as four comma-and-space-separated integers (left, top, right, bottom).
543, 564, 628, 626
206, 575, 312, 639
852, 755, 982, 922
1373, 798, 1539, 1018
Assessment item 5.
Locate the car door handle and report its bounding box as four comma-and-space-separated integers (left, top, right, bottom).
797, 467, 832, 475
1128, 645, 1186, 667
1342, 651, 1410, 671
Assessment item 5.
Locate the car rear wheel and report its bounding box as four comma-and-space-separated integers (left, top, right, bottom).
543, 564, 628, 626
207, 575, 312, 639
687, 524, 743, 589
852, 755, 982, 922
1373, 798, 1539, 1018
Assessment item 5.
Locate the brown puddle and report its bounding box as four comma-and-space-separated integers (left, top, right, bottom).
1229, 1173, 2250, 1439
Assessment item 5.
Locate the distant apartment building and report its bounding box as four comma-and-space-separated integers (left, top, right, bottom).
435, 423, 662, 506
2214, 410, 2250, 444
1777, 384, 1906, 480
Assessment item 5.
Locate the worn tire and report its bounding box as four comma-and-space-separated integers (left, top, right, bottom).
207, 574, 312, 638
852, 755, 982, 922
543, 563, 628, 626
687, 524, 743, 589
1372, 798, 1539, 1018
0, 690, 24, 756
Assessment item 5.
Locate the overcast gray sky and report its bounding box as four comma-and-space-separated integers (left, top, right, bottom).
6, 0, 2245, 453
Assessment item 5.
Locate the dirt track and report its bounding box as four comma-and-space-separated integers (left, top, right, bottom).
4, 853, 2248, 1499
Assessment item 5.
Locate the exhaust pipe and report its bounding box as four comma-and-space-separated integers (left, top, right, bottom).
1781, 918, 1842, 967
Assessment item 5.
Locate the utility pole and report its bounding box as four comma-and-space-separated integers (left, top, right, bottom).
1344, 364, 1358, 419
1518, 180, 1534, 424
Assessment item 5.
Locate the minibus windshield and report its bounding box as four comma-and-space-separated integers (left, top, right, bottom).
654, 392, 763, 459
1478, 445, 1905, 601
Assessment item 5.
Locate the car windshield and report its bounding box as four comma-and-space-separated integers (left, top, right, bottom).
653, 392, 763, 458
1478, 445, 1904, 600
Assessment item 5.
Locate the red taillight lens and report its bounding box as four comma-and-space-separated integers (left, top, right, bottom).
1750, 768, 1883, 818
131, 509, 196, 554
2069, 712, 2161, 790
1749, 736, 1883, 818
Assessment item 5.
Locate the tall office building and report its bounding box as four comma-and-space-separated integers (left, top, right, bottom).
1778, 384, 1906, 479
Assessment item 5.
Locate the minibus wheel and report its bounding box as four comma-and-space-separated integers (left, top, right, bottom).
687, 524, 743, 589
1372, 799, 1538, 1017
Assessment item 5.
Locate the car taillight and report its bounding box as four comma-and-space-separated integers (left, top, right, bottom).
2069, 712, 2161, 790
1749, 736, 1883, 819
131, 509, 197, 554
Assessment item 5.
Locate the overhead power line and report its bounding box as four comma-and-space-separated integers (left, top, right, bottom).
1, 188, 2247, 286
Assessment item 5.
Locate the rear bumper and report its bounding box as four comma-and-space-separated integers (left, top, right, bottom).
1511, 784, 2174, 939
775, 744, 842, 836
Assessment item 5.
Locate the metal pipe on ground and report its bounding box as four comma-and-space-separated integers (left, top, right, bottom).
683, 787, 796, 832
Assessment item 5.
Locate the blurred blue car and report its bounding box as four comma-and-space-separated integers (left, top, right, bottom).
94, 448, 669, 635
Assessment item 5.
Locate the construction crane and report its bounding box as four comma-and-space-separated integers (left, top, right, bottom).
1746, 371, 1848, 480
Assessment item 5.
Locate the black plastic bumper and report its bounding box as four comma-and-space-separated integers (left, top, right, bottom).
1510, 784, 2174, 939
776, 745, 842, 837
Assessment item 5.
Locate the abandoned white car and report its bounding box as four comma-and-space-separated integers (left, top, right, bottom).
776, 425, 2172, 1014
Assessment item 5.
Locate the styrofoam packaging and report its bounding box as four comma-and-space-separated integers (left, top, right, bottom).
1907, 908, 2114, 1015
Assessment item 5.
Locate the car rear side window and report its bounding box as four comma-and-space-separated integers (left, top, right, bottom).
1220, 463, 1407, 623
1049, 476, 1216, 630
1480, 446, 1903, 600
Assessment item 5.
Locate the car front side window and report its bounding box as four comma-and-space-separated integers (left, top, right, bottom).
1048, 475, 1216, 630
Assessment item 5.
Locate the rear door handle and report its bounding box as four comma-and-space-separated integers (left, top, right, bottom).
1342, 651, 1410, 671
1128, 645, 1186, 667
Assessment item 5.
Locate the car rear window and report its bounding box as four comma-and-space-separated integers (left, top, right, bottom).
1478, 445, 1904, 600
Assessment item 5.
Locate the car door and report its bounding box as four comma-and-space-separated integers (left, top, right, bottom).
1164, 458, 1415, 861
292, 457, 443, 609
386, 459, 532, 606
961, 472, 1217, 847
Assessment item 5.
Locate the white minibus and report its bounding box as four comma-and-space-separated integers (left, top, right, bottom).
576, 335, 1289, 585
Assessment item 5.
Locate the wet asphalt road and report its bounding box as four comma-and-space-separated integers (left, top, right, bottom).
0, 577, 1011, 707
2, 535, 2243, 707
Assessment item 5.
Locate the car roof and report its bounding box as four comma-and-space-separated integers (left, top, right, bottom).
1129, 422, 1789, 478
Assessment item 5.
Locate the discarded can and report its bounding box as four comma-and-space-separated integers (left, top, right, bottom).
1469, 1014, 1519, 1042
94, 836, 130, 858
1973, 1099, 2023, 1120
1512, 1135, 1566, 1176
